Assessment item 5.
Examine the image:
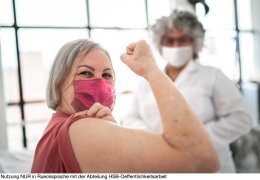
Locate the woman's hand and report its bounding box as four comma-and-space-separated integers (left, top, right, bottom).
74, 103, 116, 123
120, 40, 159, 80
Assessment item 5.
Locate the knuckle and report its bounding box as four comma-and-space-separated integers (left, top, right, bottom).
103, 107, 110, 114
94, 102, 102, 107
103, 106, 109, 111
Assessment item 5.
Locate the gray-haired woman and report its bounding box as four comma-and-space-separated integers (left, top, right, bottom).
122, 10, 252, 173
31, 39, 219, 173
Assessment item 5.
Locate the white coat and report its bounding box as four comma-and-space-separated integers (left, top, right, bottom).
122, 60, 252, 173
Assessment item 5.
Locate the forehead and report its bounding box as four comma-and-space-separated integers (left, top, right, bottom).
70, 49, 112, 70
78, 49, 111, 66
164, 28, 187, 37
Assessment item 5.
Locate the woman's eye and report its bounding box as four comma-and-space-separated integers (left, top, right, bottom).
79, 71, 93, 77
102, 73, 112, 79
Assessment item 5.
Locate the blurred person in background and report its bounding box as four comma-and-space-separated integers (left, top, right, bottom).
122, 10, 252, 173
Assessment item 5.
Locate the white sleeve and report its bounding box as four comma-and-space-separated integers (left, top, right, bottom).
121, 82, 149, 130
204, 70, 253, 148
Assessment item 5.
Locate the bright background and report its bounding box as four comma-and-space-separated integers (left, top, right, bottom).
0, 0, 256, 151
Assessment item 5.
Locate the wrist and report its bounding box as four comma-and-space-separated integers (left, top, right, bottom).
143, 65, 162, 82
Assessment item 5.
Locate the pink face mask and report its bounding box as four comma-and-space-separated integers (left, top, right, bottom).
71, 79, 115, 112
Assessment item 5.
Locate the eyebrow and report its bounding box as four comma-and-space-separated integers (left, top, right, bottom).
78, 65, 112, 72
78, 65, 95, 71
163, 35, 190, 39
103, 68, 112, 72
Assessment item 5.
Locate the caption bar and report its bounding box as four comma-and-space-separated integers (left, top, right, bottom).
1, 174, 168, 180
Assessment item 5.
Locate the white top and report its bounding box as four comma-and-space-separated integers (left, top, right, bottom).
122, 60, 252, 173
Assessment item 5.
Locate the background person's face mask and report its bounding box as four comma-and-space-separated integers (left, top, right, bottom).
162, 46, 193, 67
71, 79, 115, 112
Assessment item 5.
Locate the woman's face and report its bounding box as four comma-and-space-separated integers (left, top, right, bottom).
161, 28, 193, 48
58, 49, 114, 114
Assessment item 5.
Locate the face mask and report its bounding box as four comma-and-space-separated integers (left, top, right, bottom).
71, 79, 115, 112
162, 46, 193, 67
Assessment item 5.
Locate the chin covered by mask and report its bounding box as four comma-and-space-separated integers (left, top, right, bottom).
162, 46, 193, 67
71, 78, 115, 112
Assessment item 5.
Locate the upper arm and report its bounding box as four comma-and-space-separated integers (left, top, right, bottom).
69, 118, 208, 173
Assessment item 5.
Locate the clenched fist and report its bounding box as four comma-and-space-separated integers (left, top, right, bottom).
120, 40, 159, 80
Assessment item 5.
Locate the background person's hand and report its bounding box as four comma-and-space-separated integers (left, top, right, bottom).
120, 40, 159, 79
74, 102, 116, 123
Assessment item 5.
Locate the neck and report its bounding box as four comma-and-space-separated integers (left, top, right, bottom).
165, 59, 193, 81
167, 59, 193, 81
165, 65, 182, 81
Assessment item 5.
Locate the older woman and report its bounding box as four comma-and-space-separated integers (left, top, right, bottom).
31, 39, 219, 173
122, 10, 252, 173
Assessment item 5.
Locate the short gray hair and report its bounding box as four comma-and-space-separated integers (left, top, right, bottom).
46, 39, 112, 110
149, 10, 205, 59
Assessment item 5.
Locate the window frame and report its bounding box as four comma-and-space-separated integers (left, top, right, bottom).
0, 0, 254, 149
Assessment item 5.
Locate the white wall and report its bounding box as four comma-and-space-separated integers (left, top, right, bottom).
251, 0, 260, 81
0, 41, 8, 150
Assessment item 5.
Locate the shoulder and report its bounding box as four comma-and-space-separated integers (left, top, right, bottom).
68, 117, 129, 150
68, 118, 109, 172
196, 65, 240, 96
71, 116, 117, 127
194, 63, 232, 83
68, 118, 143, 172
68, 118, 122, 155
69, 117, 120, 138
195, 63, 220, 76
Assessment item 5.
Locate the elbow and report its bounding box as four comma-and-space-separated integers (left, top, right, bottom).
163, 131, 220, 172
198, 136, 220, 172
180, 144, 220, 173
175, 139, 220, 173
190, 140, 220, 173
200, 149, 220, 173
211, 157, 220, 173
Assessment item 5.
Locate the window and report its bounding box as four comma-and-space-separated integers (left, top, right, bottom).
198, 0, 253, 82
0, 0, 254, 150
0, 0, 170, 150
0, 0, 13, 25
15, 0, 88, 27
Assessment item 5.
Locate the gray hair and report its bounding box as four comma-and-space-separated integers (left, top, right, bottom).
149, 10, 205, 59
46, 39, 112, 110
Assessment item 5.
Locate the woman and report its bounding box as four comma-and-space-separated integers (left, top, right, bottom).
122, 10, 252, 173
31, 39, 219, 173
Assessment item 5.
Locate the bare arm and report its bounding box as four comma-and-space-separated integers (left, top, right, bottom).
120, 40, 215, 150
69, 40, 219, 173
